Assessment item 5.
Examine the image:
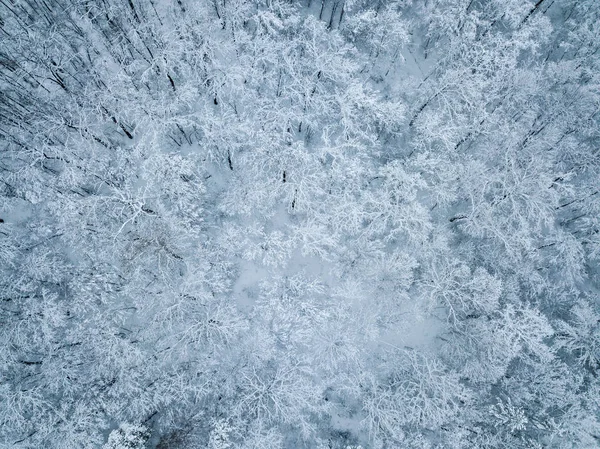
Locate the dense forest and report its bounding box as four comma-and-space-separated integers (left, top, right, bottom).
1, 0, 599, 447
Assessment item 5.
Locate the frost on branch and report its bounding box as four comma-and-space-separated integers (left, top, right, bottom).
103, 424, 149, 449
